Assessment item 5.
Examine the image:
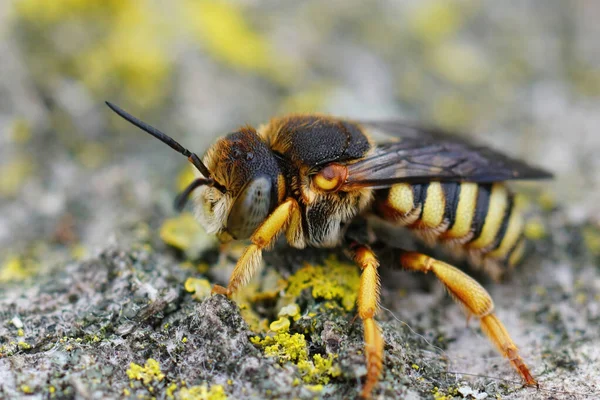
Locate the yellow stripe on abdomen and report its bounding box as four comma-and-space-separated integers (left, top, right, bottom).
470, 184, 508, 249
388, 183, 414, 214
421, 182, 445, 228
444, 182, 477, 239
488, 202, 524, 259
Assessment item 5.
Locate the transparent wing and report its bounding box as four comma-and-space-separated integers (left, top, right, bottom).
342, 121, 552, 189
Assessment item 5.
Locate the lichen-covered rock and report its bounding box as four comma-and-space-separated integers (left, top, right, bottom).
2, 208, 600, 399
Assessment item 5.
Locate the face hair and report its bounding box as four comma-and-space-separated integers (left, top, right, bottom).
105, 101, 212, 178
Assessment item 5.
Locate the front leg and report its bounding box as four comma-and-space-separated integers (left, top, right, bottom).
212, 198, 296, 296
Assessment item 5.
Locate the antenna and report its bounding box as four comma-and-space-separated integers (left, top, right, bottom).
105, 101, 211, 178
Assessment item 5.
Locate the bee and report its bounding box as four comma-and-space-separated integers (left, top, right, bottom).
106, 102, 551, 398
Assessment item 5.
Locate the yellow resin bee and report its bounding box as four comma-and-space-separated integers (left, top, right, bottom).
107, 102, 550, 398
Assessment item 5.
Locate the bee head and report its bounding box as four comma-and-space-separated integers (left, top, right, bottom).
106, 102, 283, 240
196, 127, 283, 240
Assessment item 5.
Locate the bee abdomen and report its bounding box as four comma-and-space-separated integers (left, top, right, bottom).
376, 181, 526, 276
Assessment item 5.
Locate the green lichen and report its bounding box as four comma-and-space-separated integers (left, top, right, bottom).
285, 256, 360, 311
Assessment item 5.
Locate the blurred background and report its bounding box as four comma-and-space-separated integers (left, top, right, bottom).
1, 0, 599, 283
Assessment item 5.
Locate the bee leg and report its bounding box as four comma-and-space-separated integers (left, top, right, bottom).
212, 198, 296, 297
349, 243, 384, 399
399, 251, 537, 387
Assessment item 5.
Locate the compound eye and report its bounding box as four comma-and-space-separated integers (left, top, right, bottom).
313, 163, 348, 192
227, 176, 272, 239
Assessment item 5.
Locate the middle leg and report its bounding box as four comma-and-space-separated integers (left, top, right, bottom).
348, 242, 384, 399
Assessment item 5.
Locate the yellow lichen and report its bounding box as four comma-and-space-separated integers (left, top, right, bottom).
177, 384, 227, 400
0, 256, 28, 282
430, 93, 473, 129
160, 213, 202, 251
0, 156, 33, 198
231, 269, 287, 332
279, 84, 332, 114
177, 165, 198, 192
285, 256, 360, 311
575, 293, 587, 305
408, 0, 465, 44
20, 385, 33, 394
183, 0, 292, 85
428, 41, 488, 86
76, 142, 109, 169
14, 0, 171, 107
184, 277, 212, 301
538, 191, 556, 211
278, 303, 301, 321
127, 358, 165, 385
305, 384, 323, 392
70, 245, 88, 261
166, 383, 177, 399
10, 119, 32, 144
269, 317, 290, 332
300, 354, 340, 384
252, 332, 307, 363
432, 386, 461, 400
17, 329, 24, 337
583, 226, 600, 256
125, 359, 228, 399
524, 218, 547, 240
251, 331, 340, 384
17, 341, 31, 350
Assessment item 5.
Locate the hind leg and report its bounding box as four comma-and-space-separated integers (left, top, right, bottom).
400, 251, 537, 387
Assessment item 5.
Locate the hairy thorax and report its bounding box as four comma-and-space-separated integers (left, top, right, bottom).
284, 165, 373, 248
